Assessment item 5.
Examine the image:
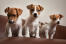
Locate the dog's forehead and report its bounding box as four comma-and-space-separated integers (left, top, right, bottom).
55, 15, 60, 18
8, 8, 17, 15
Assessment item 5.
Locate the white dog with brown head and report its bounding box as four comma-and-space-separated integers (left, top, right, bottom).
5, 7, 23, 37
39, 14, 63, 39
24, 4, 44, 38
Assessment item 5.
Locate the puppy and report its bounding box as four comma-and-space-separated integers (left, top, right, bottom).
39, 14, 63, 39
24, 4, 44, 38
5, 7, 23, 37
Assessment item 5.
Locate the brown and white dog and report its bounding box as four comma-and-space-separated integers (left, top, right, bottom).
39, 14, 63, 39
24, 4, 44, 38
5, 7, 23, 37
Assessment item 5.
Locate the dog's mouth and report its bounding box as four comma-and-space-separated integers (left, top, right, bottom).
8, 20, 15, 24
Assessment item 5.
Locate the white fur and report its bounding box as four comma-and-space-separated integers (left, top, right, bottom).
32, 6, 38, 16
6, 15, 23, 37
24, 15, 40, 38
41, 18, 60, 39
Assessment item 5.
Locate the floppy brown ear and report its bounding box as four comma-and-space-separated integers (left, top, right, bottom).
50, 15, 55, 19
59, 14, 64, 18
5, 7, 10, 13
27, 4, 33, 9
16, 8, 23, 15
50, 15, 53, 19
38, 5, 44, 11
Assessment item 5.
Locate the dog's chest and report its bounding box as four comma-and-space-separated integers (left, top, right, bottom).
26, 17, 39, 26
47, 23, 56, 33
9, 24, 19, 30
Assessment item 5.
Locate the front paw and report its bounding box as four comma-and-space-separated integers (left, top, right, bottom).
35, 36, 40, 38
25, 35, 30, 37
8, 35, 12, 37
18, 34, 23, 37
50, 37, 53, 39
46, 37, 49, 39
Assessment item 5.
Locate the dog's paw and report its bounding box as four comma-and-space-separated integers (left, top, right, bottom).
25, 35, 30, 37
35, 36, 40, 38
18, 35, 23, 37
50, 37, 53, 39
8, 35, 12, 37
46, 37, 49, 39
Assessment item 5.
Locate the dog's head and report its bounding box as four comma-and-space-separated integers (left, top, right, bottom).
27, 4, 44, 18
5, 7, 23, 24
50, 14, 63, 24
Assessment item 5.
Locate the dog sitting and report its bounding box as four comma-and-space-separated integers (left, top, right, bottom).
39, 14, 63, 39
5, 7, 23, 37
23, 4, 44, 38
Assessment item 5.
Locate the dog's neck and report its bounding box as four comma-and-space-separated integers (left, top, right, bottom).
50, 20, 57, 28
27, 15, 38, 23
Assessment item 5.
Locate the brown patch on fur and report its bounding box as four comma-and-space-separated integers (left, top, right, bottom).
37, 5, 44, 11
5, 7, 23, 16
27, 4, 44, 15
27, 4, 34, 9
5, 7, 23, 22
50, 14, 63, 20
59, 14, 64, 18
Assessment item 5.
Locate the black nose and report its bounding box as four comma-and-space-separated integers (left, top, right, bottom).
34, 13, 37, 17
8, 20, 14, 24
57, 21, 60, 24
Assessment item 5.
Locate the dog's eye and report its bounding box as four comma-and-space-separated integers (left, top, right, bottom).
53, 18, 56, 20
31, 9, 34, 11
37, 10, 40, 12
12, 15, 16, 17
7, 15, 10, 17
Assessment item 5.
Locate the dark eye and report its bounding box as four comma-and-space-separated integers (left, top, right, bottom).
12, 15, 16, 17
31, 9, 34, 11
7, 14, 10, 17
53, 18, 56, 20
37, 10, 40, 12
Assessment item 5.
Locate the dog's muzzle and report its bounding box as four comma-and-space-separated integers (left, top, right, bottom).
57, 21, 60, 24
34, 13, 37, 17
8, 20, 14, 24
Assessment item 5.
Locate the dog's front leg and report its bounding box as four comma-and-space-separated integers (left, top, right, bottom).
35, 26, 40, 38
45, 30, 49, 39
8, 27, 12, 37
25, 26, 30, 37
50, 31, 55, 39
50, 27, 56, 39
18, 25, 23, 37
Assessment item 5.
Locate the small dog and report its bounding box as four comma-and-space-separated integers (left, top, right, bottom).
24, 4, 44, 38
5, 7, 23, 37
39, 14, 63, 39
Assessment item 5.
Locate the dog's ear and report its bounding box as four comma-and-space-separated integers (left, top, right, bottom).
16, 8, 23, 15
38, 5, 44, 11
59, 14, 64, 18
5, 7, 10, 13
27, 4, 33, 9
50, 15, 55, 19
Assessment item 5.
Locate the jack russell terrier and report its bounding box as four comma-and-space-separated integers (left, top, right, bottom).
39, 14, 63, 39
23, 4, 44, 38
5, 7, 23, 37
